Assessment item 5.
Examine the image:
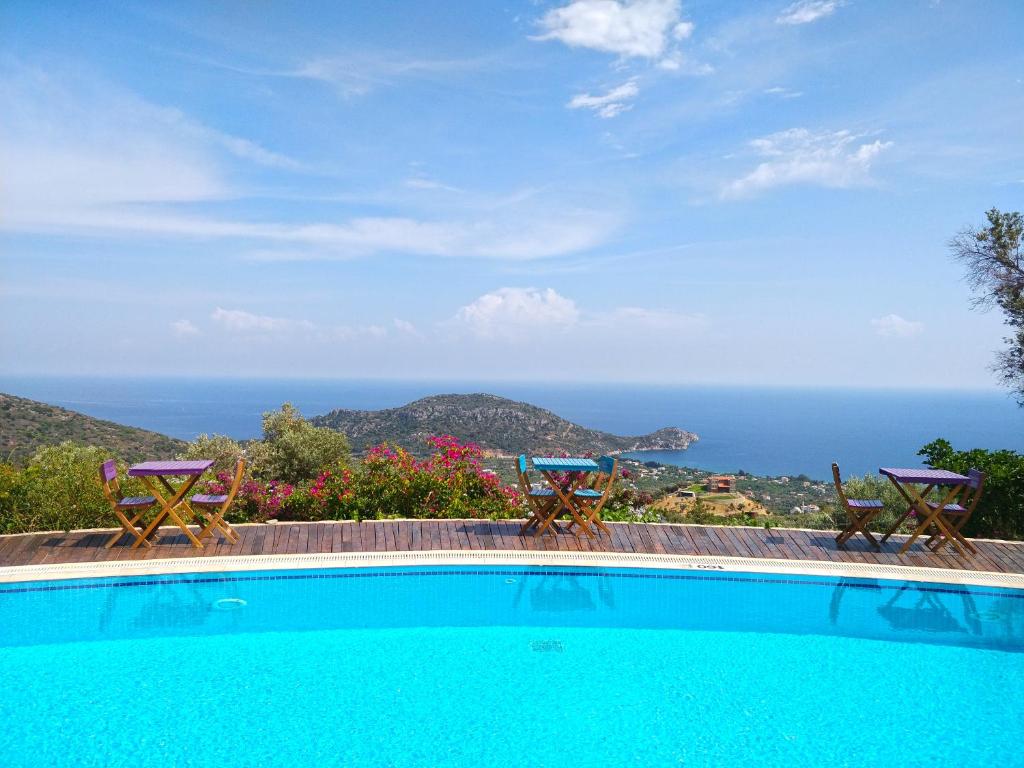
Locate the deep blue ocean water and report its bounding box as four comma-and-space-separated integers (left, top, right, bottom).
1, 567, 1023, 768
2, 376, 1022, 481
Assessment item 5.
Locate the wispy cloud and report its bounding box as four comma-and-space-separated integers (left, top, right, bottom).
451, 287, 707, 341
0, 67, 616, 261
211, 307, 313, 333
171, 319, 201, 337
404, 177, 463, 193
721, 128, 893, 199
763, 86, 803, 99
600, 306, 707, 332
534, 0, 694, 68
568, 79, 639, 118
776, 0, 844, 25
871, 314, 924, 338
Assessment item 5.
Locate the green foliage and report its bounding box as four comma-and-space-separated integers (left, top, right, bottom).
919, 438, 1024, 539
834, 473, 911, 534
950, 208, 1024, 402
0, 463, 31, 534
298, 437, 519, 522
0, 442, 146, 534
179, 434, 244, 474
251, 403, 350, 485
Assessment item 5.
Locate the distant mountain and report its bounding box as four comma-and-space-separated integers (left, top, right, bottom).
0, 393, 186, 464
312, 393, 698, 456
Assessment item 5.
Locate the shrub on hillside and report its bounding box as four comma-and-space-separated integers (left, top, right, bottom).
918, 439, 1024, 540
1, 443, 144, 534
832, 473, 912, 535
179, 434, 245, 474
248, 403, 350, 485
294, 435, 520, 522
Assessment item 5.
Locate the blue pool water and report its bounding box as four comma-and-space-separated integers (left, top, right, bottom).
1, 566, 1023, 768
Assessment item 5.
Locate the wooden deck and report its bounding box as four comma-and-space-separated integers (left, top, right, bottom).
2, 520, 1024, 574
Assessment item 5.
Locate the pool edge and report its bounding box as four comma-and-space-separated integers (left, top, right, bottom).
2, 550, 1024, 591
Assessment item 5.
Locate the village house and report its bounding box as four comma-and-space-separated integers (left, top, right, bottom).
705, 475, 736, 493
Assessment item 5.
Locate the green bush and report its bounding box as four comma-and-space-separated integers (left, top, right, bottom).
0, 463, 31, 534
833, 473, 913, 535
918, 439, 1024, 540
249, 403, 350, 485
179, 434, 245, 474
6, 443, 144, 534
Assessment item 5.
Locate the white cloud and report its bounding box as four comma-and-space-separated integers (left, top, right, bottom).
451, 288, 708, 342
871, 314, 924, 338
534, 0, 690, 60
672, 21, 695, 39
171, 319, 201, 337
392, 318, 422, 338
0, 67, 297, 225
211, 307, 312, 333
567, 79, 639, 118
404, 177, 463, 193
776, 0, 843, 25
721, 128, 893, 199
0, 66, 617, 262
453, 288, 581, 340
657, 52, 713, 74
763, 86, 803, 99
288, 54, 487, 98
601, 306, 707, 332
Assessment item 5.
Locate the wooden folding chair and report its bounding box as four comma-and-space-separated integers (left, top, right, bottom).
567, 455, 617, 536
925, 469, 985, 552
99, 459, 157, 548
190, 458, 244, 544
832, 462, 884, 548
515, 455, 562, 536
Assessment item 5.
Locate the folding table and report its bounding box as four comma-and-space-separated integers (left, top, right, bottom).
129, 460, 214, 548
531, 457, 601, 538
878, 467, 975, 557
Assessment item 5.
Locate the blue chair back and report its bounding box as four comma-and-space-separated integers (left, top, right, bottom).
966, 469, 984, 489
517, 454, 528, 475
597, 455, 616, 476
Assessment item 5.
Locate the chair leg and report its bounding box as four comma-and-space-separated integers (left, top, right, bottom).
106, 508, 152, 549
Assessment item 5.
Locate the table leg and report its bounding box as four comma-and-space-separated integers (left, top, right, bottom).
897, 483, 968, 557
133, 474, 205, 548
540, 471, 594, 538
880, 483, 932, 544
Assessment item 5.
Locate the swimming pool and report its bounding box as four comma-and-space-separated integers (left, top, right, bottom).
1, 565, 1022, 768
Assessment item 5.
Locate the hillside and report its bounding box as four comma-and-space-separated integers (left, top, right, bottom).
0, 393, 186, 464
312, 393, 697, 456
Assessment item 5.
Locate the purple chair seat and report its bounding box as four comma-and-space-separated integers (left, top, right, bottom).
118, 496, 156, 507
191, 493, 228, 506
848, 499, 883, 509
926, 501, 968, 514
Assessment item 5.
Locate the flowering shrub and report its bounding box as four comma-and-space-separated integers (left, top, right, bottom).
602, 487, 660, 523
198, 470, 294, 522
290, 435, 520, 521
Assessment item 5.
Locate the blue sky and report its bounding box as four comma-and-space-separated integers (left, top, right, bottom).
1, 0, 1022, 387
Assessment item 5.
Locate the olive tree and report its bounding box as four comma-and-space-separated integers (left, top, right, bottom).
950, 208, 1024, 403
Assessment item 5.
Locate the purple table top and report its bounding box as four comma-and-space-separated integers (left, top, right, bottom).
128, 460, 214, 477
879, 467, 969, 485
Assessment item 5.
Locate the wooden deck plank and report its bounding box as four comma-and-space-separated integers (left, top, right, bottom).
1, 520, 1023, 577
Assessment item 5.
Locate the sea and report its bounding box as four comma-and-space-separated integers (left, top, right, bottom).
2, 376, 1022, 482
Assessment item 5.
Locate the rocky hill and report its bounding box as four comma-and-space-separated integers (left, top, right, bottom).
312, 393, 697, 456
0, 393, 186, 464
